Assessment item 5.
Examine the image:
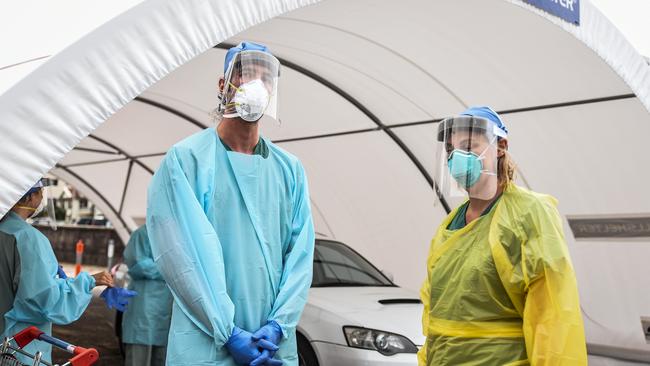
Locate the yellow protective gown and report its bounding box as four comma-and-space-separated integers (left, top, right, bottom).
418, 184, 586, 365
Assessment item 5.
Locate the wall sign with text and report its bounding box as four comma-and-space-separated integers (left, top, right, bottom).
568, 217, 650, 239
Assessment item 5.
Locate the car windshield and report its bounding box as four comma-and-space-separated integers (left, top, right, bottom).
312, 240, 395, 287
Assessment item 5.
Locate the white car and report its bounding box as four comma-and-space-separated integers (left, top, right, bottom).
297, 239, 424, 366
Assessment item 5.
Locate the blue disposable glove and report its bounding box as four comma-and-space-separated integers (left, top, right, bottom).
252, 321, 283, 345
100, 287, 137, 312
250, 321, 284, 366
226, 327, 280, 365
57, 265, 68, 279
251, 349, 283, 366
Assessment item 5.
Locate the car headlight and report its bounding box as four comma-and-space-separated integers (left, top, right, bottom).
343, 326, 418, 356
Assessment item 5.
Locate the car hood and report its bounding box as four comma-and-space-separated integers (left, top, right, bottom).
308, 286, 425, 346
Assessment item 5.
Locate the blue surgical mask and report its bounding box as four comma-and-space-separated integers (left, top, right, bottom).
447, 150, 483, 188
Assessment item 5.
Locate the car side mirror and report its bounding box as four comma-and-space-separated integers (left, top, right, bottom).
382, 270, 394, 282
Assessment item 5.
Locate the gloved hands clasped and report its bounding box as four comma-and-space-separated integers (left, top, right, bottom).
251, 321, 283, 365
226, 321, 284, 366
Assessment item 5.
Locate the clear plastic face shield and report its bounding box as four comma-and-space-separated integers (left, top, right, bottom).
219, 50, 280, 123
434, 116, 502, 202
44, 181, 58, 230
19, 178, 58, 229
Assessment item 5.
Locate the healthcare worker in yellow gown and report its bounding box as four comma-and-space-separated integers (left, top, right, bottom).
419, 106, 587, 365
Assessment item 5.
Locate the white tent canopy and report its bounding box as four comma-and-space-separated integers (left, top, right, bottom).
1, 0, 650, 362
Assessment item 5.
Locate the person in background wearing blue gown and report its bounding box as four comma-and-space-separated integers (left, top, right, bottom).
121, 224, 173, 366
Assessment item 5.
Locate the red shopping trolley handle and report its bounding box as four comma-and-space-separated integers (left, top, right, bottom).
12, 326, 99, 366
13, 326, 43, 348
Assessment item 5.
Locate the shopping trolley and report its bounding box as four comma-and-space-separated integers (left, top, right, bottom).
0, 326, 98, 366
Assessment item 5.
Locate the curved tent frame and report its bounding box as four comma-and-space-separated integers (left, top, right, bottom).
1, 0, 649, 224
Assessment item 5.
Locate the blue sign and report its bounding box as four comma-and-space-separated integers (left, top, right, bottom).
524, 0, 580, 25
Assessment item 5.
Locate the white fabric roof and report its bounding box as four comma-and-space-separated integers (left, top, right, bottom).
590, 0, 650, 57
1, 0, 650, 360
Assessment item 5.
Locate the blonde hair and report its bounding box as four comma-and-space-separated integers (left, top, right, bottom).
497, 148, 516, 189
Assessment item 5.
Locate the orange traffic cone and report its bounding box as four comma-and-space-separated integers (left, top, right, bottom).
75, 240, 85, 276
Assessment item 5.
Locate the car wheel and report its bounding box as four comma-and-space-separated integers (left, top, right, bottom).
297, 333, 319, 366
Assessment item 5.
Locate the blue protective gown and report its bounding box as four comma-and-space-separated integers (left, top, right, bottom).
122, 224, 173, 347
0, 212, 95, 363
147, 128, 315, 366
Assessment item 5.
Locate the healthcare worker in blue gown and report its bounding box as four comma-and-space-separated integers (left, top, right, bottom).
147, 42, 315, 366
0, 179, 114, 363
121, 224, 173, 366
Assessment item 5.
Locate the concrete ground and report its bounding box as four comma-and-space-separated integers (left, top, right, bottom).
51, 264, 124, 366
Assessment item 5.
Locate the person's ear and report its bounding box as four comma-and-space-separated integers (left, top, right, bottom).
218, 78, 224, 92
218, 77, 225, 94
497, 138, 508, 158
30, 191, 43, 206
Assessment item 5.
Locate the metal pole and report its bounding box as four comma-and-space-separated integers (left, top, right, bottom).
106, 239, 115, 270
